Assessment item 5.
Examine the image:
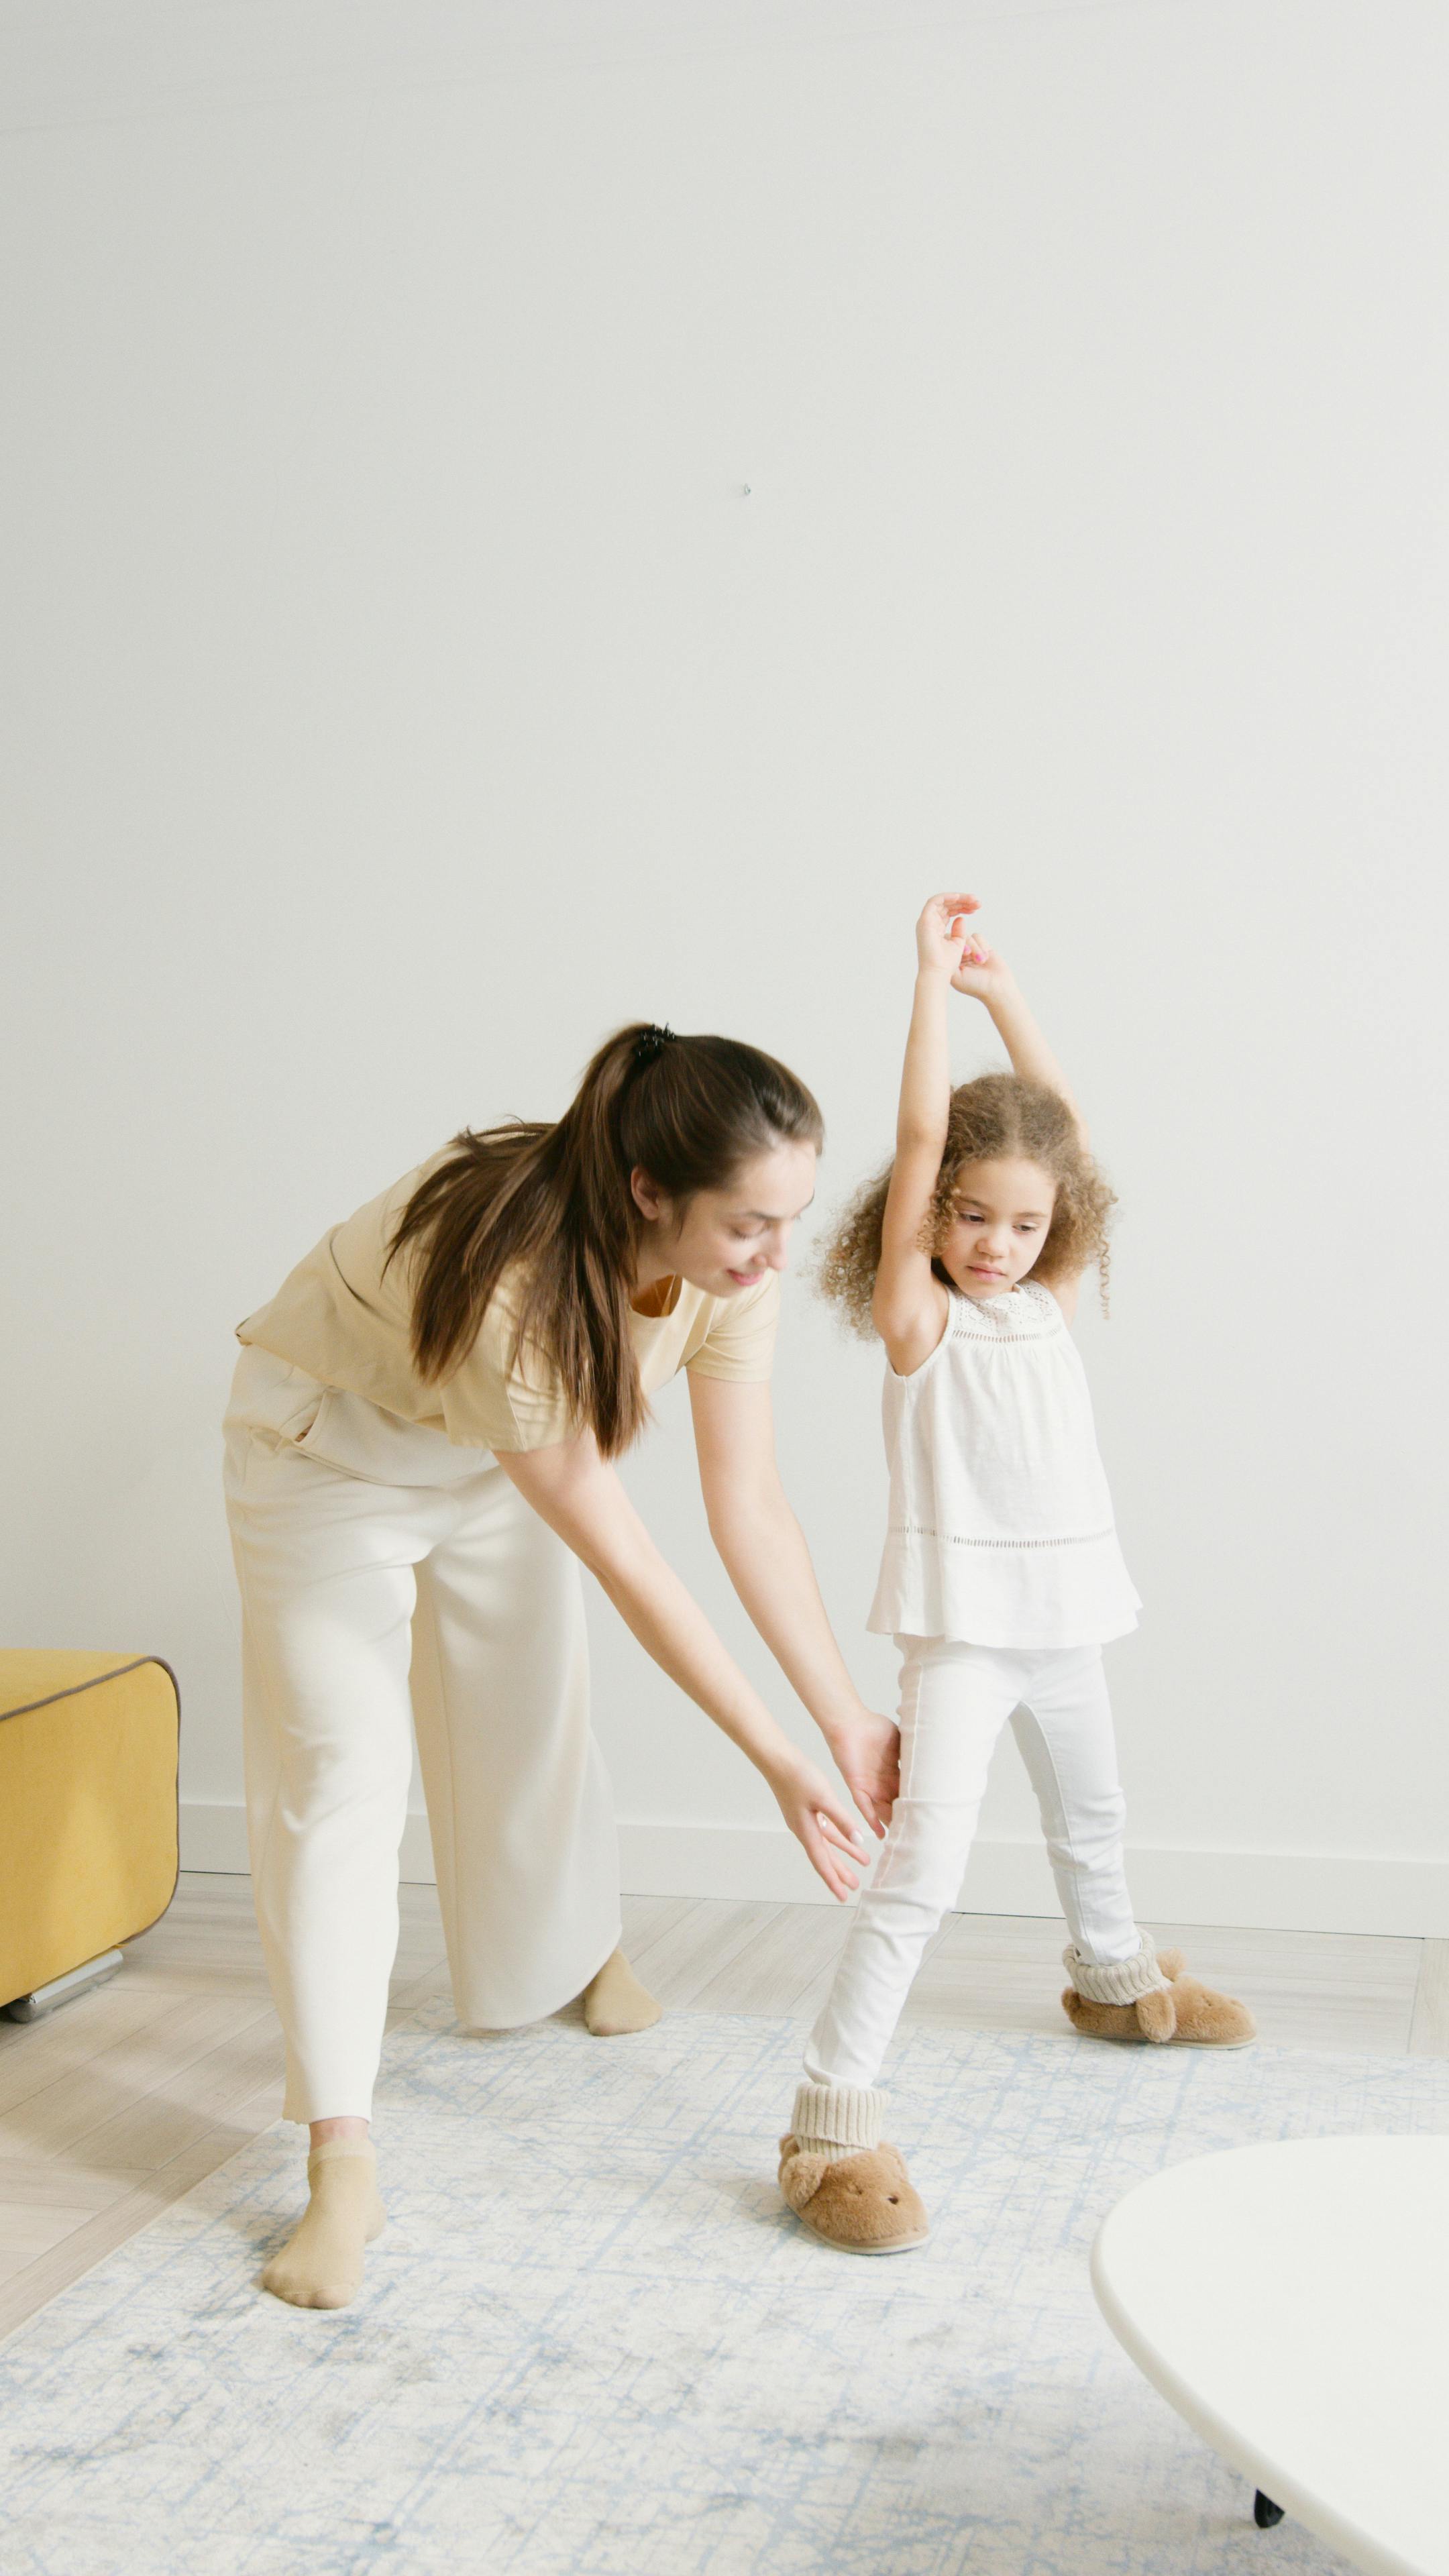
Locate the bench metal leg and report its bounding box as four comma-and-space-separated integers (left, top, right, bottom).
2, 1949, 124, 2022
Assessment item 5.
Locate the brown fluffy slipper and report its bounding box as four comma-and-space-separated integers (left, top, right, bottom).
777, 2137, 930, 2254
1062, 1946, 1256, 2047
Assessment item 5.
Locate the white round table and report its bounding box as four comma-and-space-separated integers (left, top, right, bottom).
1091, 2136, 1449, 2576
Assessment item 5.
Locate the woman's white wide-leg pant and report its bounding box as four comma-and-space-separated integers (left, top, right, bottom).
223, 1348, 621, 2124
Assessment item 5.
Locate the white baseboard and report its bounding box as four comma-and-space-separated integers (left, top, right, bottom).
177, 1801, 1449, 1938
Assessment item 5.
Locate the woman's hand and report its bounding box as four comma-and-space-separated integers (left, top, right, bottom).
826, 1709, 901, 1839
766, 1749, 873, 1903
915, 890, 981, 979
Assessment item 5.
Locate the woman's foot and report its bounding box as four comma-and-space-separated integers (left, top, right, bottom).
1062, 1941, 1256, 2047
260, 2140, 386, 2309
580, 1947, 661, 2036
776, 2080, 930, 2254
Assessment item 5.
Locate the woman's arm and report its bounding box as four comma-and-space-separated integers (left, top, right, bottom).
688, 1374, 899, 1838
873, 893, 983, 1376
494, 1433, 869, 1900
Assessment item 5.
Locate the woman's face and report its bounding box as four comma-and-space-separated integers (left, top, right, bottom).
632, 1142, 818, 1300
938, 1156, 1056, 1299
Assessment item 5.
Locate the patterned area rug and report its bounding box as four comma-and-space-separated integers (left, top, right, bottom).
3, 2003, 1445, 2575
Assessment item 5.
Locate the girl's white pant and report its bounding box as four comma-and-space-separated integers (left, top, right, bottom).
223, 1348, 621, 2125
804, 1636, 1142, 2092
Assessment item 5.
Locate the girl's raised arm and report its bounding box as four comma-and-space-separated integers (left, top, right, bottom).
872, 894, 983, 1375
949, 934, 1092, 1321
949, 945, 1089, 1150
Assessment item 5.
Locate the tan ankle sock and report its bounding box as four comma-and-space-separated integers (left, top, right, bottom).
580, 1947, 661, 2036
260, 2139, 386, 2311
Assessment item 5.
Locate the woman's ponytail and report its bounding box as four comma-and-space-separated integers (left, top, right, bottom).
387, 1022, 823, 1458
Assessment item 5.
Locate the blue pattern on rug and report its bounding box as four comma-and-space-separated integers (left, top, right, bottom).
3, 2006, 1444, 2575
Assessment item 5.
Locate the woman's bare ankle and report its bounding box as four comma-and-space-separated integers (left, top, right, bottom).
309, 2114, 370, 2151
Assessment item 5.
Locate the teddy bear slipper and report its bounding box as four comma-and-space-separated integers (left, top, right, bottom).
777, 2136, 931, 2254
776, 2085, 930, 2253
1062, 1940, 1256, 2047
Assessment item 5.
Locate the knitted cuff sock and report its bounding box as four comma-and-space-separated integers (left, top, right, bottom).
1063, 1933, 1167, 2006
788, 2080, 887, 2163
260, 2141, 385, 2312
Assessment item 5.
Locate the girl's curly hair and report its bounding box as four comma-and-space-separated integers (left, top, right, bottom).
815, 1071, 1116, 1338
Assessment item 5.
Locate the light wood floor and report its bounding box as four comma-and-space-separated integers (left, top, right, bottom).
2, 1874, 1446, 2340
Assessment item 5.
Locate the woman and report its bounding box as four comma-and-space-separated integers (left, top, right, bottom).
224, 1020, 899, 2310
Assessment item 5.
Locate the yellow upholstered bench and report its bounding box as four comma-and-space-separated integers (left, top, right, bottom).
0, 1651, 180, 2019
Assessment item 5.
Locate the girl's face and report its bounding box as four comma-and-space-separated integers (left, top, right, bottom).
631, 1141, 818, 1301
939, 1157, 1056, 1301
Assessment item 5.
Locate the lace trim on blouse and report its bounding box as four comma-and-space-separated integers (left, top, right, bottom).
888, 1522, 1117, 1552
944, 1280, 1063, 1344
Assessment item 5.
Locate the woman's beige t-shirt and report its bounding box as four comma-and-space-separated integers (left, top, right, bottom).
235, 1150, 780, 1452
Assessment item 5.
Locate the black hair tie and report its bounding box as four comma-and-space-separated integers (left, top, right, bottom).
632, 1023, 677, 1066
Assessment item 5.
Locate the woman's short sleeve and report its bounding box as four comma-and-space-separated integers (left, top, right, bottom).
686, 1269, 781, 1383
439, 1275, 578, 1453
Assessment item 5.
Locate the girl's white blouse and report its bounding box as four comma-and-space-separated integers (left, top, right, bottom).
867, 1277, 1140, 1649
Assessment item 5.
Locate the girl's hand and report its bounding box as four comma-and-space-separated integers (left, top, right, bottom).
826, 1709, 900, 1838
915, 891, 981, 979
766, 1749, 873, 1902
949, 928, 1014, 1004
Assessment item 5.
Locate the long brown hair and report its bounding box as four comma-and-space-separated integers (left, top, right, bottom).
386, 1025, 825, 1457
816, 1071, 1116, 1336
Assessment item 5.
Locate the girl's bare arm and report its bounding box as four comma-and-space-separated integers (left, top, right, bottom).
950, 941, 1090, 1320
951, 948, 1089, 1148
873, 894, 983, 1375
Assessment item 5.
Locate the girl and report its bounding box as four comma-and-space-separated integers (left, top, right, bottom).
225, 1023, 900, 2309
775, 898, 1253, 2255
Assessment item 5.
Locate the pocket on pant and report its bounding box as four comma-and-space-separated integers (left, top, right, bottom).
224, 1345, 329, 1448
290, 1385, 494, 1485
290, 1389, 334, 1452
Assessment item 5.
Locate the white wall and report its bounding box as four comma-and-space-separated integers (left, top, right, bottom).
3, 0, 1446, 1933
